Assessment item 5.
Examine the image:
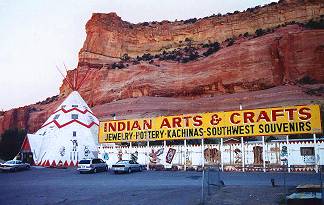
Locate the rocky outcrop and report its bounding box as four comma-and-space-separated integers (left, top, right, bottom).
0, 99, 63, 135
80, 0, 324, 63
61, 26, 324, 105
1, 0, 324, 136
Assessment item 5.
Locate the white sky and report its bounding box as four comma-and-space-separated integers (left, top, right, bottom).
0, 0, 275, 111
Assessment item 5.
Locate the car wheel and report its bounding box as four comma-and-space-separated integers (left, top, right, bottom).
114, 171, 118, 174
128, 168, 132, 173
12, 168, 17, 172
105, 166, 108, 171
139, 166, 142, 172
93, 168, 97, 173
26, 165, 30, 169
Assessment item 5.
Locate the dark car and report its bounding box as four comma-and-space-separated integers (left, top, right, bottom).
0, 160, 31, 172
77, 158, 108, 174
112, 160, 143, 174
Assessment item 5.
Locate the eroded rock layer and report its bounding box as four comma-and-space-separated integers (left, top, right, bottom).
1, 0, 324, 135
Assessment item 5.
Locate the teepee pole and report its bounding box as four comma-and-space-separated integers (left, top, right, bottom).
56, 65, 74, 90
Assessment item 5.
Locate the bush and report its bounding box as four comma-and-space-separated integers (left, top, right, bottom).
120, 53, 130, 61
0, 128, 26, 160
112, 62, 125, 69
297, 76, 317, 84
227, 38, 235, 47
141, 53, 154, 61
305, 19, 324, 29
203, 42, 220, 57
255, 28, 266, 37
184, 18, 197, 24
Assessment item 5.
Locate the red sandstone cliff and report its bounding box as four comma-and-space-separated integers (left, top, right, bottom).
79, 0, 324, 63
1, 0, 324, 135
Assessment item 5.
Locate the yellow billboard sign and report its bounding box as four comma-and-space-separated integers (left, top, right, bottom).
98, 105, 322, 143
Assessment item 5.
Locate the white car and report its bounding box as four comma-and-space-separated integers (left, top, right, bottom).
0, 160, 31, 172
112, 160, 143, 174
77, 158, 108, 174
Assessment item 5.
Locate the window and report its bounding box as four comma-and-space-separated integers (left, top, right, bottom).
73, 131, 76, 137
61, 105, 66, 109
92, 159, 100, 164
72, 105, 78, 108
71, 114, 78, 120
53, 114, 60, 120
300, 147, 314, 156
89, 116, 94, 121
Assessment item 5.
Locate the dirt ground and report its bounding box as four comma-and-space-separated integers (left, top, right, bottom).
204, 185, 294, 205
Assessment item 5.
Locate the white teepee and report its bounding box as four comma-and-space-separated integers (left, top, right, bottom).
27, 91, 99, 167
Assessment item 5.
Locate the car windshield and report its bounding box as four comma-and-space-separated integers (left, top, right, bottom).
79, 160, 91, 164
5, 160, 17, 164
116, 160, 129, 165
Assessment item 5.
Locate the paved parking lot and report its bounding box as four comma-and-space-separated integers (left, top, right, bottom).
0, 167, 321, 205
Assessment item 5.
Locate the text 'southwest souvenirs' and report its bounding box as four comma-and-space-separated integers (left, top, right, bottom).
99, 105, 322, 143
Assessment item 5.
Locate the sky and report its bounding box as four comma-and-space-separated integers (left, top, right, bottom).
0, 0, 275, 111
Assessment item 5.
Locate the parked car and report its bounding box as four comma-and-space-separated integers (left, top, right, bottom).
0, 160, 30, 172
112, 160, 143, 174
77, 158, 108, 174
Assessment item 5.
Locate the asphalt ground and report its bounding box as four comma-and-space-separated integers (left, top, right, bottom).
0, 167, 322, 205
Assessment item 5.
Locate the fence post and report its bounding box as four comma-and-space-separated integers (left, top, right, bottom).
184, 139, 187, 171
147, 140, 150, 170
313, 134, 318, 173
221, 138, 224, 171
241, 137, 245, 172
286, 135, 290, 173
262, 136, 266, 172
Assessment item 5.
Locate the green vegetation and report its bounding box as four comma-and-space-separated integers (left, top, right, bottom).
202, 42, 220, 57
0, 128, 26, 160
305, 19, 324, 29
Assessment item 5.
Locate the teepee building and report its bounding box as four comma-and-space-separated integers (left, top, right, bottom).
21, 67, 99, 167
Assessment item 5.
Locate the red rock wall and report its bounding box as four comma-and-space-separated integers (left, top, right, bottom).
1, 0, 324, 136
80, 0, 324, 63
62, 27, 324, 106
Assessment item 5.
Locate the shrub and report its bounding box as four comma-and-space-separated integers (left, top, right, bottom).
141, 53, 154, 61
227, 38, 235, 47
255, 28, 266, 37
132, 60, 140, 65
243, 32, 249, 37
184, 18, 197, 24
305, 19, 324, 29
203, 42, 220, 56
112, 62, 125, 69
0, 128, 26, 160
297, 76, 317, 84
120, 53, 130, 61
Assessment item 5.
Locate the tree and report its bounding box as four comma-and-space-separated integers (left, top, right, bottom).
0, 128, 26, 160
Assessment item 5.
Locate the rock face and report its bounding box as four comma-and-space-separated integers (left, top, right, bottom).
1, 0, 324, 136
64, 26, 324, 106
80, 0, 324, 63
